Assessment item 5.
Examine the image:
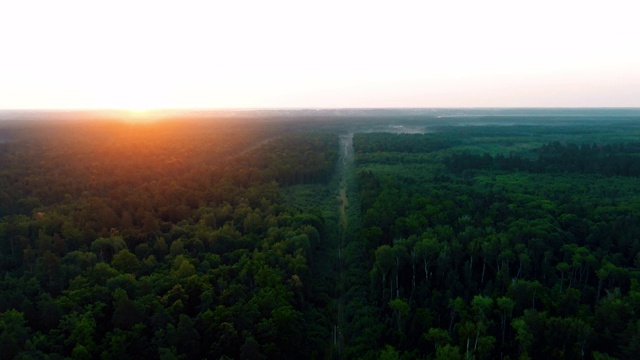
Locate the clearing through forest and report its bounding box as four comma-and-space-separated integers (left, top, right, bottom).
332, 132, 353, 358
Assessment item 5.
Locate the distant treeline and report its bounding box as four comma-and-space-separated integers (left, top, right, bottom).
446, 142, 640, 176
354, 133, 452, 154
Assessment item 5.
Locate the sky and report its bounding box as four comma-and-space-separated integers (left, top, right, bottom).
1, 0, 639, 110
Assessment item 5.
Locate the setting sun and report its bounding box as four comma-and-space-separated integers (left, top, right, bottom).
119, 110, 155, 124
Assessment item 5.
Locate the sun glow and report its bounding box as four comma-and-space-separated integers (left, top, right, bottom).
123, 109, 153, 120
116, 107, 168, 124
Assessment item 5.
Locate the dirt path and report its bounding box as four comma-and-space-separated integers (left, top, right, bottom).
333, 133, 353, 359
339, 189, 348, 231
338, 134, 351, 233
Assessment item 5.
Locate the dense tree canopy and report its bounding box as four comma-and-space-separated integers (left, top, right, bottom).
0, 119, 339, 358
3, 115, 640, 359
348, 129, 640, 359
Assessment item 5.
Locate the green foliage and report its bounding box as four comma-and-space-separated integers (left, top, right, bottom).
380, 344, 400, 360
0, 122, 339, 358
350, 126, 640, 358
445, 141, 640, 177
0, 310, 31, 359
111, 249, 140, 274
435, 344, 462, 360
4, 116, 640, 358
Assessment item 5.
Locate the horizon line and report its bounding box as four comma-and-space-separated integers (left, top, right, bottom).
2, 106, 640, 112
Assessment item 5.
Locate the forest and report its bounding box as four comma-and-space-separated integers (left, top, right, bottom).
348, 120, 640, 359
0, 117, 339, 359
2, 110, 640, 359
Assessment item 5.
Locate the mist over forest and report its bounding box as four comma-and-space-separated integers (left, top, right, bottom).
2, 109, 640, 359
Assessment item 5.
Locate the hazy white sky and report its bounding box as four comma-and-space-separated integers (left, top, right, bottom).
1, 0, 638, 109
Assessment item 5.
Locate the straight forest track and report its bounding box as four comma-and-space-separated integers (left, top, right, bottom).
333, 133, 353, 359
